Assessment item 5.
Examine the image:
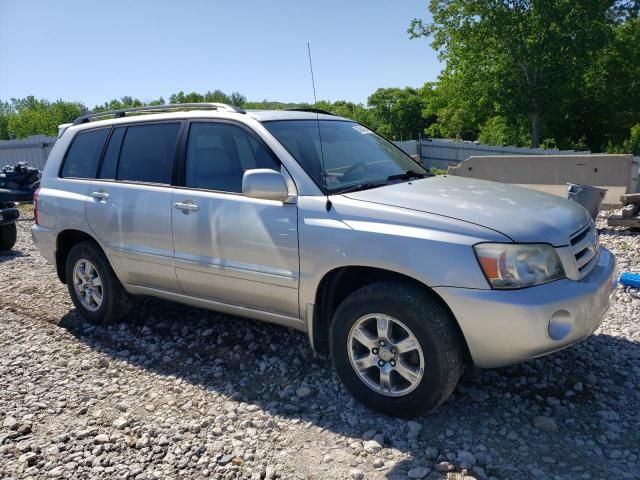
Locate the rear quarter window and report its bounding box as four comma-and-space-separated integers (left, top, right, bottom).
60, 128, 110, 178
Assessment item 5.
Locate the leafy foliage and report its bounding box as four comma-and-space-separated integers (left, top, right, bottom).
0, 89, 424, 143
367, 87, 431, 140
3, 97, 86, 138
410, 0, 640, 152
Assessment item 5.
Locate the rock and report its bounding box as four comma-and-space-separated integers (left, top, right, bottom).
436, 461, 455, 472
48, 466, 64, 477
93, 434, 110, 444
135, 436, 150, 449
97, 357, 110, 368
19, 452, 37, 465
296, 386, 312, 398
372, 458, 384, 469
112, 417, 130, 429
265, 465, 276, 480
458, 450, 477, 469
424, 447, 439, 460
350, 469, 364, 480
407, 420, 423, 439
407, 420, 422, 432
363, 439, 383, 453
469, 389, 489, 402
532, 416, 559, 432
17, 424, 32, 435
408, 466, 430, 478
3, 416, 18, 430
362, 429, 377, 441
218, 454, 234, 465
75, 429, 96, 439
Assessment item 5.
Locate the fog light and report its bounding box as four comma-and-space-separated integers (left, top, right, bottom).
548, 310, 573, 341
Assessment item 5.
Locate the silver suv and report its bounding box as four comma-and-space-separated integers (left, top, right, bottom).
32, 103, 617, 416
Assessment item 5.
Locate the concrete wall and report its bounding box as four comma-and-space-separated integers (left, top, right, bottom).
448, 154, 633, 205
631, 157, 640, 193
419, 138, 589, 171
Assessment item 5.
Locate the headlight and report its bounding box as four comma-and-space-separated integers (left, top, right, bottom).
474, 243, 565, 289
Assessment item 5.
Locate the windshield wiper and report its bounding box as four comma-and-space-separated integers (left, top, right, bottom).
387, 170, 428, 181
332, 180, 390, 195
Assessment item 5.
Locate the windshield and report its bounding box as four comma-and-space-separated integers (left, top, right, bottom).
263, 120, 426, 193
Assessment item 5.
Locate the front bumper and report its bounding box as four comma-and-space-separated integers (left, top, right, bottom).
434, 247, 617, 368
0, 207, 19, 225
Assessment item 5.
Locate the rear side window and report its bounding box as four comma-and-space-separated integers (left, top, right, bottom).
99, 127, 125, 179
117, 123, 180, 184
60, 128, 109, 178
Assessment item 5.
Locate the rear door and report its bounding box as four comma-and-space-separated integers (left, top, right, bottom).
86, 121, 182, 292
55, 127, 111, 234
171, 120, 300, 318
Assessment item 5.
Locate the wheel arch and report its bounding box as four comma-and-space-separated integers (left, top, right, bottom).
55, 229, 106, 284
311, 266, 472, 363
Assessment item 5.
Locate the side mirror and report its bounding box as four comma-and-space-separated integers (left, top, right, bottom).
242, 169, 290, 202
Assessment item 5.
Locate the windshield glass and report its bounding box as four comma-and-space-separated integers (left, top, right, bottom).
263, 120, 426, 193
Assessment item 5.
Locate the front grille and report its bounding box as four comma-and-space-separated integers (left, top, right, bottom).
570, 221, 599, 278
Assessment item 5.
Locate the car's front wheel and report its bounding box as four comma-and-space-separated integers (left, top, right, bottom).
65, 241, 133, 324
330, 281, 465, 417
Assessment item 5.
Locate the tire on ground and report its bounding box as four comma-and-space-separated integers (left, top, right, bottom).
330, 280, 465, 417
65, 241, 134, 324
0, 223, 17, 252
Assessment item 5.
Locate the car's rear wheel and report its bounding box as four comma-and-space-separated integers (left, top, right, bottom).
330, 281, 465, 417
66, 241, 133, 324
0, 223, 17, 252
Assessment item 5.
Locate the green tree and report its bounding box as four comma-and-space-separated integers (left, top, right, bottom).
478, 116, 531, 146
410, 0, 614, 148
0, 101, 11, 140
5, 97, 86, 138
368, 87, 429, 140
229, 91, 247, 106
586, 17, 640, 151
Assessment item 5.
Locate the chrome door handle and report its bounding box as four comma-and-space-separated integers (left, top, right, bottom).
174, 202, 199, 212
90, 191, 109, 200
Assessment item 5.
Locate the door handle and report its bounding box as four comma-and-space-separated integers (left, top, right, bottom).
90, 191, 109, 200
174, 202, 199, 212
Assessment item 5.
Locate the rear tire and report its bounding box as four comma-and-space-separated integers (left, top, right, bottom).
330, 281, 464, 417
0, 223, 17, 251
65, 241, 133, 324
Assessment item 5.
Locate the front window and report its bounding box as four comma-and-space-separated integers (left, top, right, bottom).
263, 120, 426, 193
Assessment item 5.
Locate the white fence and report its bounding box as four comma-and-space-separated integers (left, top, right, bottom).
0, 135, 57, 171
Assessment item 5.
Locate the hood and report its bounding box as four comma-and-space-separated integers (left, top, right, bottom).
342, 175, 591, 246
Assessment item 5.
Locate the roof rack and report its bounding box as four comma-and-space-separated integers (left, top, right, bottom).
287, 108, 335, 116
72, 103, 246, 125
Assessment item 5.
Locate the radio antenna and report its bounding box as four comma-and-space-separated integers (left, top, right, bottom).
307, 42, 331, 211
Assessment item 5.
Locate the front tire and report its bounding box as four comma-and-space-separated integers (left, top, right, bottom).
65, 241, 133, 324
0, 223, 17, 251
330, 281, 465, 417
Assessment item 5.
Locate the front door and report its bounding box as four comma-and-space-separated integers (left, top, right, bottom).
171, 121, 300, 318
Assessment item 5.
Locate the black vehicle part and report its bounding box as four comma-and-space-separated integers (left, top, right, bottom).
0, 162, 42, 203
0, 223, 17, 251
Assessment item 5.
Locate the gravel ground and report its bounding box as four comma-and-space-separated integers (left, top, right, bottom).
0, 207, 638, 480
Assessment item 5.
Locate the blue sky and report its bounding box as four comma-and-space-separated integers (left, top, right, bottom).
0, 0, 440, 108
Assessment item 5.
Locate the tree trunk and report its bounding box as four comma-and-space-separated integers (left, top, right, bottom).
530, 100, 541, 148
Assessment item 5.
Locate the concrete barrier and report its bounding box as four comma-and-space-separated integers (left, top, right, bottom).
448, 155, 633, 205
